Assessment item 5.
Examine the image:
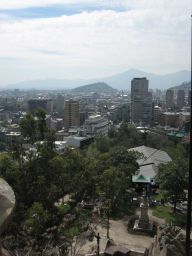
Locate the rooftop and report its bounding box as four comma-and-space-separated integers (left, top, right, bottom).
138, 163, 157, 178
162, 112, 180, 115
132, 174, 151, 183
128, 145, 172, 167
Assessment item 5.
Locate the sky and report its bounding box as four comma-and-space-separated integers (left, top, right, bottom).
0, 0, 190, 86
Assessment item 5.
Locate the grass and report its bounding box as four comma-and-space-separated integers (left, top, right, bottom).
152, 205, 186, 227
152, 206, 170, 219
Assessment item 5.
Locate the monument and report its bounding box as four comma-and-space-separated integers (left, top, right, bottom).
133, 197, 153, 234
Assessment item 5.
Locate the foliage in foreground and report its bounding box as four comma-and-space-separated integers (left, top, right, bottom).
0, 121, 189, 236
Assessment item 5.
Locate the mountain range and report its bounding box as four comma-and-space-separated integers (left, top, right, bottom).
3, 69, 190, 91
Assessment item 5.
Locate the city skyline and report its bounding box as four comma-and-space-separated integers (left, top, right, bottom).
0, 0, 190, 86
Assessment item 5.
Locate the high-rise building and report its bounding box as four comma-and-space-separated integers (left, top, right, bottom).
53, 95, 65, 115
177, 90, 185, 109
153, 106, 161, 124
131, 77, 152, 124
64, 99, 80, 130
165, 90, 174, 109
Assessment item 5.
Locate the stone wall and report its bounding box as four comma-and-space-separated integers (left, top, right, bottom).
148, 225, 191, 256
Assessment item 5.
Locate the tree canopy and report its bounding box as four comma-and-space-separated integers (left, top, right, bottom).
158, 160, 188, 212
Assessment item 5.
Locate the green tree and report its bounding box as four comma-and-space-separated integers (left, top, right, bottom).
115, 123, 143, 148
25, 202, 50, 235
49, 155, 68, 195
0, 142, 6, 151
95, 135, 112, 153
109, 146, 140, 185
0, 153, 20, 184
108, 127, 117, 138
20, 113, 36, 143
35, 108, 47, 140
100, 167, 122, 209
44, 129, 56, 150
158, 160, 188, 213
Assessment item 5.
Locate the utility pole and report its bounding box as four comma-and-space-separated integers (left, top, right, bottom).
186, 14, 192, 256
95, 233, 101, 256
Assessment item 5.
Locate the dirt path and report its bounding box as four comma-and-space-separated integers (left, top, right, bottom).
73, 206, 166, 255
76, 217, 153, 255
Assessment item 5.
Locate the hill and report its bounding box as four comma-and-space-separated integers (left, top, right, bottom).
169, 81, 191, 94
72, 82, 117, 94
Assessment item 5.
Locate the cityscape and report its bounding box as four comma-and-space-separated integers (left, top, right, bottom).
0, 1, 191, 256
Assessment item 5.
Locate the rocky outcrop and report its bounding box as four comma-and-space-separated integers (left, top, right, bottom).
0, 178, 15, 256
0, 178, 15, 234
148, 225, 192, 256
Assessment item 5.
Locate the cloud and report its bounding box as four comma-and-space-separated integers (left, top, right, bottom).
0, 0, 190, 13
0, 0, 190, 85
0, 0, 126, 10
0, 3, 126, 19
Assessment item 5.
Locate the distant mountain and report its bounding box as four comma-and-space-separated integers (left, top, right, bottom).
102, 69, 190, 90
4, 69, 190, 90
72, 82, 117, 94
170, 81, 191, 94
4, 78, 88, 90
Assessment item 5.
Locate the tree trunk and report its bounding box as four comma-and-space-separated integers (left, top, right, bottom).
173, 196, 177, 213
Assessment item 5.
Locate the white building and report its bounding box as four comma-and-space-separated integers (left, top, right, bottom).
84, 114, 110, 135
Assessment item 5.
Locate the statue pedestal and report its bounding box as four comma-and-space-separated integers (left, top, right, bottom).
133, 201, 153, 234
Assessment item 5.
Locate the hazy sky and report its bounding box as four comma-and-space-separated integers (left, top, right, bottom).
0, 0, 190, 86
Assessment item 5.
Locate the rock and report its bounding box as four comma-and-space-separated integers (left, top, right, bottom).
167, 244, 183, 256
148, 225, 192, 256
172, 237, 185, 255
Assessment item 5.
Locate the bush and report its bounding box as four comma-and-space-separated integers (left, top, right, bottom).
58, 203, 71, 215
25, 202, 50, 235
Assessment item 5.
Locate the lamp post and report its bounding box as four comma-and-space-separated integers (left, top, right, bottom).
186, 14, 192, 256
